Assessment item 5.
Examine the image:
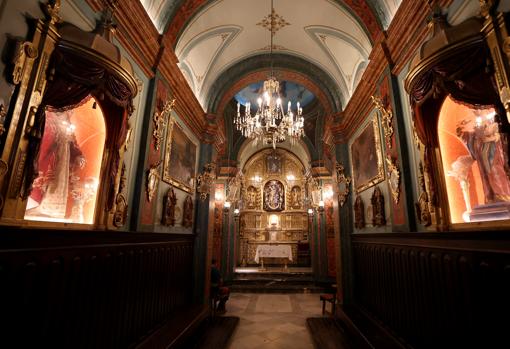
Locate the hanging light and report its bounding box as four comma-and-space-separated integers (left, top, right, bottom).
234, 0, 304, 149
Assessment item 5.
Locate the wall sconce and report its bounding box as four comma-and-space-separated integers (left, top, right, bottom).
223, 201, 231, 212
318, 200, 325, 212
215, 191, 223, 202
196, 163, 217, 201
286, 174, 295, 181
307, 208, 314, 216
234, 208, 240, 216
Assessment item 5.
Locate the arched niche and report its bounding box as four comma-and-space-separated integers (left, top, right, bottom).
237, 136, 311, 170
24, 97, 106, 224
2, 21, 137, 229
405, 14, 510, 228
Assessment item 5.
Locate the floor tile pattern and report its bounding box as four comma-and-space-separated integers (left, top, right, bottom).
226, 293, 323, 349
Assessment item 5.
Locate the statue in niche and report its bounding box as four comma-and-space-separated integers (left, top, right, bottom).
182, 195, 193, 228
371, 187, 386, 227
162, 186, 177, 226
456, 114, 510, 204
245, 186, 258, 209
290, 186, 302, 209
27, 110, 86, 220
263, 180, 284, 211
354, 196, 365, 229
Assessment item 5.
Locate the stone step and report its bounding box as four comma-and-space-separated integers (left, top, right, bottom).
230, 283, 326, 294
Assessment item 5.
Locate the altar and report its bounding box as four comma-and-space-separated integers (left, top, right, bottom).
254, 244, 293, 269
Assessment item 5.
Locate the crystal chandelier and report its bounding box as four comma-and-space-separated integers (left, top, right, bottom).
234, 0, 304, 149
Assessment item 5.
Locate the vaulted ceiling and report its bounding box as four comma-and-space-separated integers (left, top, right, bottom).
138, 0, 402, 159
140, 0, 402, 110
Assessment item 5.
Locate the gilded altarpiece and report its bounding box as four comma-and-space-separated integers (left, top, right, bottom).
239, 149, 308, 265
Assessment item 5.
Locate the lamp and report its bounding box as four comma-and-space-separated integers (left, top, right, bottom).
234, 208, 240, 216
307, 208, 314, 216
234, 0, 304, 149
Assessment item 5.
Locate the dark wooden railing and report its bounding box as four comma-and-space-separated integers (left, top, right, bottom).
0, 228, 195, 348
351, 232, 510, 348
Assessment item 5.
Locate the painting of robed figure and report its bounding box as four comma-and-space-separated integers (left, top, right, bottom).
350, 116, 384, 193
163, 119, 197, 193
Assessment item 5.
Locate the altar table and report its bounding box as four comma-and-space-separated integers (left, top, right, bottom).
254, 244, 293, 264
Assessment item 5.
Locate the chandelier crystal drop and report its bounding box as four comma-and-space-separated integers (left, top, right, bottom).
234, 0, 305, 149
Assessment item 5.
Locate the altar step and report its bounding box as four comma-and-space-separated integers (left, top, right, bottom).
230, 270, 332, 293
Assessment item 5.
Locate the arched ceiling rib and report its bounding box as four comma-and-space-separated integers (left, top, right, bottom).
206, 54, 342, 115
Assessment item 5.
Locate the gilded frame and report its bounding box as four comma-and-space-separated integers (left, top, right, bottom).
163, 118, 197, 193
350, 115, 384, 193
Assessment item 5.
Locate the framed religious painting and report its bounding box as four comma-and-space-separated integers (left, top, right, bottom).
163, 118, 197, 193
266, 153, 282, 174
263, 180, 285, 211
350, 115, 384, 193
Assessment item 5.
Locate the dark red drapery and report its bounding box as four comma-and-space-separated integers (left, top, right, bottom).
23, 47, 134, 205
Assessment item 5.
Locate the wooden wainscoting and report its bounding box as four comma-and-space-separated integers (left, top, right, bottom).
351, 232, 510, 348
0, 228, 195, 348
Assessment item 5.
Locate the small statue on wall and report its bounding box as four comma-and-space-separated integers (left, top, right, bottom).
354, 196, 365, 229
162, 186, 177, 226
182, 195, 193, 228
289, 186, 302, 209
245, 185, 259, 209
371, 187, 386, 227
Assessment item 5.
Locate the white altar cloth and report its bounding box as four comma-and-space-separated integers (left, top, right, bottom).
254, 245, 293, 263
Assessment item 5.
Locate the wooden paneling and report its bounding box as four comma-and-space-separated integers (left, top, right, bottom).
0, 228, 194, 348
351, 232, 510, 348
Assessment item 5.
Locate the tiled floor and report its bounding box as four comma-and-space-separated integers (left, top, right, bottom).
225, 293, 323, 349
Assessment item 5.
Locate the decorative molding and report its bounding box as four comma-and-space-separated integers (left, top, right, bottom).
43, 0, 63, 25
196, 162, 216, 201
208, 54, 339, 116
256, 8, 290, 36
146, 161, 161, 203
0, 104, 6, 138
12, 42, 38, 85
386, 155, 401, 205
152, 98, 176, 151
335, 163, 351, 207
416, 161, 432, 227
371, 95, 394, 149
113, 162, 128, 228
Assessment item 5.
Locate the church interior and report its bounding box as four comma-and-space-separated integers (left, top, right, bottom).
0, 0, 509, 348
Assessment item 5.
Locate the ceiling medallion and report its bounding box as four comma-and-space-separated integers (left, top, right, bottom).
256, 8, 290, 36
236, 0, 303, 149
